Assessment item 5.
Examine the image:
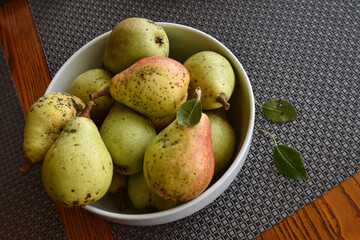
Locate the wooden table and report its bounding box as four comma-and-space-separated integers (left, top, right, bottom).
1, 0, 359, 239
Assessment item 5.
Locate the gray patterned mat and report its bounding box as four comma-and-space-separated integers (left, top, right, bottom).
0, 44, 67, 239
27, 0, 360, 239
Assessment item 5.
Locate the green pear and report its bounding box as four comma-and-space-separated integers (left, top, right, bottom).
108, 171, 128, 211
100, 103, 157, 175
128, 172, 177, 212
69, 68, 114, 126
103, 17, 169, 74
206, 109, 236, 174
183, 51, 236, 110
143, 113, 214, 202
92, 56, 189, 118
22, 92, 85, 174
41, 101, 113, 207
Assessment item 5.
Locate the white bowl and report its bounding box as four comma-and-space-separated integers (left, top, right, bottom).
46, 22, 255, 225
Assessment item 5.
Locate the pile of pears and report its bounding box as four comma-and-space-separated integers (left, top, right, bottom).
22, 17, 237, 212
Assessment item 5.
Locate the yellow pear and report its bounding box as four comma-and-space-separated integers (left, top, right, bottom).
41, 102, 113, 207
184, 51, 235, 110
22, 92, 85, 174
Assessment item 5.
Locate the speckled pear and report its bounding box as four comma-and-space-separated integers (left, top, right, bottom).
103, 17, 169, 74
22, 92, 85, 174
143, 113, 214, 202
41, 101, 113, 207
184, 51, 236, 110
108, 56, 189, 118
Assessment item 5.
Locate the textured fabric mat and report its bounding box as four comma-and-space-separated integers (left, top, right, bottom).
0, 44, 67, 239
28, 0, 359, 239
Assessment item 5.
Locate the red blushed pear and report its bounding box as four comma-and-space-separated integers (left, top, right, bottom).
90, 56, 190, 119
143, 113, 214, 202
148, 113, 176, 133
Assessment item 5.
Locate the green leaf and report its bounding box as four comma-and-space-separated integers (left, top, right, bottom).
261, 99, 296, 123
177, 87, 202, 126
260, 129, 307, 180
274, 145, 307, 180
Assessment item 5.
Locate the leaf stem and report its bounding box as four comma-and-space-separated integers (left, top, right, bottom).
259, 129, 278, 147
254, 98, 262, 108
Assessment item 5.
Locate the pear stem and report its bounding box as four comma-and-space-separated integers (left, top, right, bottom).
217, 93, 230, 110
117, 187, 126, 211
20, 158, 33, 175
89, 86, 110, 100
79, 101, 95, 118
195, 87, 202, 101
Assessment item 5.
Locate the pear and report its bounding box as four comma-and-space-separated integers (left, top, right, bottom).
103, 17, 169, 74
91, 56, 189, 118
108, 171, 128, 194
143, 113, 214, 202
183, 51, 236, 110
100, 103, 157, 175
69, 68, 114, 126
41, 101, 113, 207
22, 92, 85, 174
206, 109, 236, 174
148, 113, 176, 133
128, 172, 177, 212
108, 171, 128, 211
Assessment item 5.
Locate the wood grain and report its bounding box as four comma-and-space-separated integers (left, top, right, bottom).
256, 172, 360, 240
0, 0, 359, 239
0, 0, 50, 114
0, 1, 114, 239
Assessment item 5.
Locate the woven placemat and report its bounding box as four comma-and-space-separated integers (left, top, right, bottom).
28, 0, 359, 239
0, 44, 67, 239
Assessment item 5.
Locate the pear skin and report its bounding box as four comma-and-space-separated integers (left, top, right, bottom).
100, 103, 157, 175
143, 113, 214, 202
109, 56, 189, 118
41, 102, 113, 207
148, 113, 176, 133
103, 17, 169, 74
108, 172, 128, 194
184, 51, 235, 110
128, 172, 177, 212
108, 171, 128, 211
22, 92, 85, 174
69, 68, 114, 126
206, 109, 236, 173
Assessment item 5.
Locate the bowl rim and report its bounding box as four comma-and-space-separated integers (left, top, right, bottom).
48, 22, 255, 225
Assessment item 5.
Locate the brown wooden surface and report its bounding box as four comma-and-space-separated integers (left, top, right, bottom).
1, 0, 359, 239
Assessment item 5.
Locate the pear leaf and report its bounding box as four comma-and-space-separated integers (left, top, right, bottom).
261, 99, 296, 123
274, 145, 307, 180
177, 87, 202, 127
260, 129, 307, 180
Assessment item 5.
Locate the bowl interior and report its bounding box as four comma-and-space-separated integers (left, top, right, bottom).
46, 22, 254, 225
